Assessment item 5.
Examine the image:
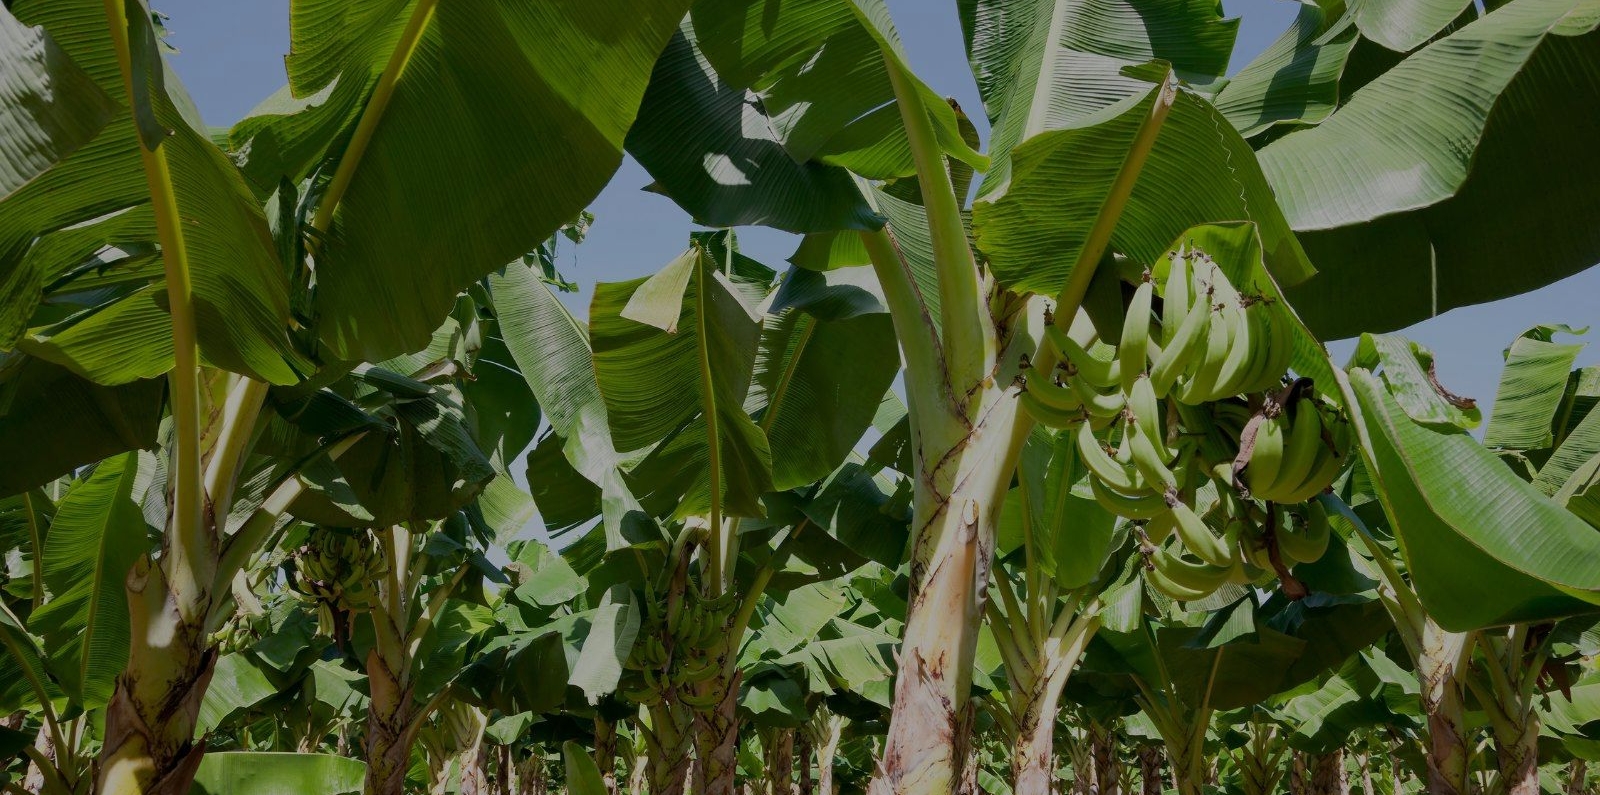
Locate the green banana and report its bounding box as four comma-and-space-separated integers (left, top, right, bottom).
1176, 297, 1230, 405
1150, 294, 1210, 398
1077, 422, 1147, 495
1127, 418, 1179, 492
1047, 325, 1122, 390
1067, 371, 1127, 418
1144, 549, 1218, 601
1020, 388, 1085, 429
1126, 375, 1168, 454
1275, 503, 1330, 564
1120, 278, 1155, 392
1091, 476, 1170, 520
1168, 496, 1233, 567
1145, 509, 1177, 545
1150, 545, 1232, 593
1261, 397, 1322, 502
1161, 249, 1192, 347
679, 688, 723, 710
1207, 299, 1255, 400
1237, 412, 1285, 501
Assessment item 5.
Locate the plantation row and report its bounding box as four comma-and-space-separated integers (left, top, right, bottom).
2, 0, 1599, 793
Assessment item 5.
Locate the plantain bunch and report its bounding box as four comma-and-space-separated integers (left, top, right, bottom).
289, 526, 388, 621
619, 580, 740, 709
1016, 246, 1350, 602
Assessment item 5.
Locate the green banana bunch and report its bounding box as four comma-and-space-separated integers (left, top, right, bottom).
1232, 388, 1351, 504
1153, 250, 1292, 404
290, 527, 388, 612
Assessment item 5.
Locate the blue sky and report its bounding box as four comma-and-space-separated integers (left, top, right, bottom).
155, 0, 1600, 419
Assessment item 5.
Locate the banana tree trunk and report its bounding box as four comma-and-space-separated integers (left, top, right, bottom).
768, 728, 795, 795
496, 745, 511, 795
798, 735, 814, 795
98, 543, 221, 795
461, 742, 490, 795
646, 700, 694, 795
1138, 747, 1161, 795
869, 386, 1028, 794
627, 749, 648, 795
1092, 723, 1119, 795
517, 754, 546, 795
1567, 760, 1588, 795
1492, 719, 1539, 795
691, 669, 742, 795
1010, 696, 1057, 795
1310, 750, 1347, 795
595, 716, 618, 795
1420, 641, 1472, 795
364, 646, 417, 795
23, 722, 53, 794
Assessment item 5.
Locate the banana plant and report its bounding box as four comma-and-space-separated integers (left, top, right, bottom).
1324, 327, 1600, 793
984, 426, 1121, 794
490, 225, 902, 795
0, 0, 689, 791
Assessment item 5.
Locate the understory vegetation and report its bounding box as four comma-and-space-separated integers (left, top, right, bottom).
3, 0, 1600, 793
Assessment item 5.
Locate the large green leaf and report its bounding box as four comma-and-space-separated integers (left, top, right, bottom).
1003, 429, 1119, 590
488, 263, 634, 484
0, 3, 116, 198
1349, 366, 1600, 630
271, 0, 689, 361
625, 23, 881, 233
26, 451, 150, 709
1212, 3, 1359, 137
957, 0, 1238, 194
288, 379, 494, 527
0, 601, 58, 714
1349, 0, 1474, 52
1265, 0, 1600, 337
0, 356, 162, 497
590, 233, 773, 519
972, 78, 1314, 296
2, 0, 303, 385
631, 0, 983, 231
196, 653, 280, 734
567, 587, 639, 706
189, 752, 365, 795
751, 269, 900, 490
1484, 325, 1587, 450
562, 740, 608, 795
1350, 333, 1483, 430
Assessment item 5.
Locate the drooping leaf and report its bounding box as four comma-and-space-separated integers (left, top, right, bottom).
262, 0, 690, 361
626, 23, 881, 233
0, 601, 58, 714
0, 357, 162, 497
0, 3, 116, 199
1212, 3, 1359, 136
26, 452, 151, 708
1350, 333, 1483, 430
563, 740, 608, 795
1349, 0, 1474, 52
568, 587, 639, 705
190, 752, 365, 795
1266, 0, 1600, 337
590, 234, 773, 519
957, 0, 1238, 193
973, 77, 1315, 296
2, 0, 304, 385
749, 274, 899, 491
1349, 366, 1600, 630
196, 653, 281, 734
1484, 325, 1587, 451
